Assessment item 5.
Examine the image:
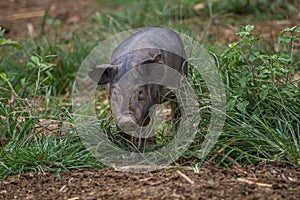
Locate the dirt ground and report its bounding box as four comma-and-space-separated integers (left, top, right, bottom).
1, 0, 300, 199
0, 0, 96, 39
1, 0, 300, 43
1, 162, 300, 199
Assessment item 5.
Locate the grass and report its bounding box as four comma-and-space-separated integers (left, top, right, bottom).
0, 0, 300, 177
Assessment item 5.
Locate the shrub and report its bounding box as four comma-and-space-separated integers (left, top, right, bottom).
214, 25, 300, 165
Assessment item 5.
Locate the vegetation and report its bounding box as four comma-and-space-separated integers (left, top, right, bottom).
213, 25, 300, 166
0, 0, 299, 178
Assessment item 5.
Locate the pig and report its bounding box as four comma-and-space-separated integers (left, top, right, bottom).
88, 27, 188, 150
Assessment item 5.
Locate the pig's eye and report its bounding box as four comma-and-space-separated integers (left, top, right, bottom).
138, 89, 146, 101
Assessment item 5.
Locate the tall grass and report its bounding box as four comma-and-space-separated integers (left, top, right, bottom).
211, 25, 300, 166
0, 0, 299, 178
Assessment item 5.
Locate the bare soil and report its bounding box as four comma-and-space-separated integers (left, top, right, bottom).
1, 162, 300, 199
0, 0, 95, 39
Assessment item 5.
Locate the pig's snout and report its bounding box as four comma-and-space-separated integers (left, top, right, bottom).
117, 116, 137, 132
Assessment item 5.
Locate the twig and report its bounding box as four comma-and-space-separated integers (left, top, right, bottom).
66, 197, 79, 200
139, 177, 154, 182
5, 11, 45, 21
237, 178, 272, 187
176, 170, 194, 184
59, 185, 67, 192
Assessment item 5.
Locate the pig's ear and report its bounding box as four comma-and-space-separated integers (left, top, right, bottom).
141, 53, 163, 64
88, 61, 119, 84
153, 53, 163, 62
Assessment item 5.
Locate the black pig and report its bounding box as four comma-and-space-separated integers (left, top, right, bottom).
89, 27, 187, 150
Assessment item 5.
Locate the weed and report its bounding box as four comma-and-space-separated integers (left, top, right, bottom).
213, 25, 300, 166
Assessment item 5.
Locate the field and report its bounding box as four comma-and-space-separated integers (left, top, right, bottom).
0, 0, 300, 199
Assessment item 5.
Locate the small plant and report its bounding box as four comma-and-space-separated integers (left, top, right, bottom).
0, 27, 22, 49
279, 26, 300, 82
213, 25, 300, 166
0, 29, 102, 179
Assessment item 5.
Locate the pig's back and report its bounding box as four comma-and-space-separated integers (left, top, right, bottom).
111, 27, 186, 61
